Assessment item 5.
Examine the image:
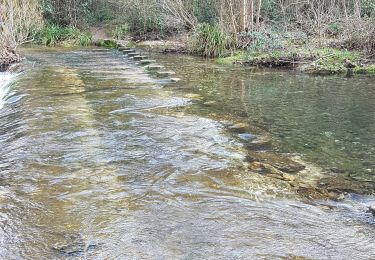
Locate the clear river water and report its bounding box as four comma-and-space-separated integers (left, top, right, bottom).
0, 47, 374, 259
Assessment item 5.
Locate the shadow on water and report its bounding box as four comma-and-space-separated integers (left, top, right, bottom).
0, 47, 374, 259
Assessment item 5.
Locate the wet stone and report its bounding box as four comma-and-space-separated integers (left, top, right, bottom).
238, 133, 256, 141
247, 151, 305, 174
52, 234, 86, 257
133, 55, 147, 61
369, 203, 375, 215
203, 101, 216, 105
140, 59, 156, 65
317, 176, 374, 194
146, 64, 164, 70
228, 122, 248, 133
248, 161, 295, 182
170, 78, 181, 83
118, 47, 131, 51
156, 71, 176, 77
184, 93, 203, 100
123, 49, 135, 54
127, 52, 140, 57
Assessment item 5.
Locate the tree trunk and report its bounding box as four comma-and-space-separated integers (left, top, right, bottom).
256, 0, 262, 28
250, 0, 254, 32
241, 0, 248, 32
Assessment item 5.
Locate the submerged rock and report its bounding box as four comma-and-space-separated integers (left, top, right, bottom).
238, 133, 256, 141
170, 78, 181, 83
369, 203, 375, 215
52, 234, 86, 256
184, 93, 203, 100
133, 55, 148, 61
247, 151, 305, 174
317, 176, 374, 194
146, 64, 164, 70
248, 161, 295, 182
203, 100, 216, 105
140, 59, 156, 65
156, 71, 176, 77
229, 122, 248, 133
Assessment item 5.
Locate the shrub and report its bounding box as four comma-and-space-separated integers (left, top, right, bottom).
189, 23, 231, 57
0, 0, 42, 67
112, 24, 129, 40
96, 39, 118, 48
338, 17, 375, 55
35, 24, 92, 46
245, 32, 283, 54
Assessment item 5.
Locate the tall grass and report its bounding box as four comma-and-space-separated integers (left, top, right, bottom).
189, 24, 231, 58
35, 24, 92, 46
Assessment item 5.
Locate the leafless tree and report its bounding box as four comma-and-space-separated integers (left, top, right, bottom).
0, 0, 42, 67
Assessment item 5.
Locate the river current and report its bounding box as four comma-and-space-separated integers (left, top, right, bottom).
0, 47, 374, 259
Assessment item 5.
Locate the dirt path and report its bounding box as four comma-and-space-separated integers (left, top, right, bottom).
90, 27, 109, 41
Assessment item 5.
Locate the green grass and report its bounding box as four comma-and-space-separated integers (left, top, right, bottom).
216, 45, 374, 76
354, 64, 375, 75
303, 48, 361, 74
189, 23, 232, 57
96, 39, 118, 48
35, 24, 92, 46
216, 51, 245, 64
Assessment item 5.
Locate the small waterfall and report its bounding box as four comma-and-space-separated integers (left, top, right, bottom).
0, 72, 13, 109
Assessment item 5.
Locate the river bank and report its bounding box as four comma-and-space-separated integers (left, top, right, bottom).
104, 35, 375, 76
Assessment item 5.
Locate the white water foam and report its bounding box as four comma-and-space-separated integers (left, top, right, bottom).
0, 72, 14, 109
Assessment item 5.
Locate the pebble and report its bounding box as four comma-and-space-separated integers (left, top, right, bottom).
369, 203, 375, 215
229, 122, 248, 133
238, 133, 255, 141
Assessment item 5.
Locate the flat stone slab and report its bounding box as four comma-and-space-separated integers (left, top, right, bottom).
145, 64, 164, 70
170, 78, 181, 83
118, 47, 132, 51
127, 52, 141, 57
133, 56, 148, 61
156, 71, 176, 77
123, 49, 136, 54
140, 59, 156, 65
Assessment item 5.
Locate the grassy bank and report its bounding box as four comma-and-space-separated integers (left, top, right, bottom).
33, 24, 92, 47
216, 46, 375, 76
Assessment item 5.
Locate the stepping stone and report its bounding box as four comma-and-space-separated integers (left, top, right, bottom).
156, 71, 176, 77
146, 64, 164, 70
170, 78, 181, 83
127, 52, 140, 57
133, 55, 148, 61
118, 47, 132, 51
140, 59, 156, 65
123, 49, 136, 54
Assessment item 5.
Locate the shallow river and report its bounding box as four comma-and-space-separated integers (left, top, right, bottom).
0, 47, 374, 259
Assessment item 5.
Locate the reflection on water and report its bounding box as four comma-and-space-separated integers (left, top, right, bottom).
0, 47, 374, 259
152, 54, 374, 182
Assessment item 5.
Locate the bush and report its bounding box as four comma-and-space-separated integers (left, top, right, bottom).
245, 31, 283, 54
1, 0, 42, 67
338, 17, 375, 55
35, 24, 92, 46
193, 0, 217, 25
96, 39, 118, 48
112, 24, 129, 40
189, 23, 231, 57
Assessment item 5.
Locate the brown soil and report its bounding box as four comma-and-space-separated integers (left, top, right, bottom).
90, 27, 109, 42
